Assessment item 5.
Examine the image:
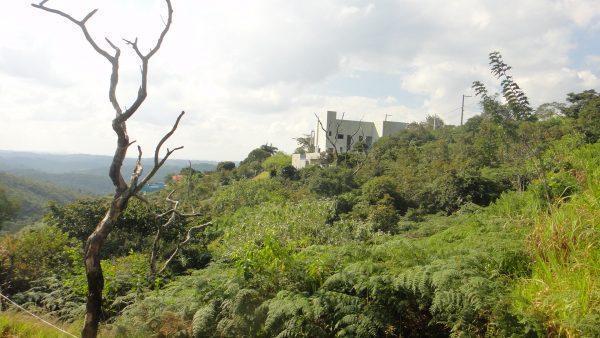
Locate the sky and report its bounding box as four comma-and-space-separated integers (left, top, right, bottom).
0, 0, 599, 161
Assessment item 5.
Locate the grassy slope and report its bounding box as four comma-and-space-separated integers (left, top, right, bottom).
514, 143, 600, 336
113, 142, 598, 336
0, 312, 79, 338
2, 143, 596, 337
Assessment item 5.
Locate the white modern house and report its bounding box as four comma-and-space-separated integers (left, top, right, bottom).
292, 111, 408, 169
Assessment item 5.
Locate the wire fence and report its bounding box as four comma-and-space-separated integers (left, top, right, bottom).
0, 291, 78, 337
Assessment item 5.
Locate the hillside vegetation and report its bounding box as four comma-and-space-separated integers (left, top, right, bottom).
0, 63, 598, 336
0, 172, 82, 233
0, 151, 217, 195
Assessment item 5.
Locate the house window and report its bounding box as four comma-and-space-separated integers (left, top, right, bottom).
346, 135, 352, 149
337, 134, 344, 139
340, 147, 343, 152
328, 131, 332, 136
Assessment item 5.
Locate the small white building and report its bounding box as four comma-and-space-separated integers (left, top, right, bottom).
292, 111, 408, 169
291, 152, 321, 170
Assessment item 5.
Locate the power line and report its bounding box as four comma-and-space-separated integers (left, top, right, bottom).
442, 107, 461, 115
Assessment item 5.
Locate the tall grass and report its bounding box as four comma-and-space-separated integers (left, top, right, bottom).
0, 311, 79, 338
514, 143, 600, 337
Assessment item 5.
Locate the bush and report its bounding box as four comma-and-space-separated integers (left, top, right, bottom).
575, 96, 600, 143
211, 179, 288, 215
422, 170, 504, 213
0, 226, 79, 294
307, 166, 356, 197
217, 161, 236, 171
361, 176, 408, 213
279, 165, 299, 180
45, 198, 163, 257
0, 187, 19, 227
261, 152, 291, 174
368, 201, 399, 233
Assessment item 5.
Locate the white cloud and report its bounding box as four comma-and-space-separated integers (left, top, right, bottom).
0, 0, 598, 161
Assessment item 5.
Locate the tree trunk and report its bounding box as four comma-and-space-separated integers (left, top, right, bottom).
81, 206, 121, 338
82, 238, 103, 338
32, 2, 175, 336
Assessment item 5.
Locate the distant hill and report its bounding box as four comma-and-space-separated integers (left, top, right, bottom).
0, 172, 83, 232
0, 150, 218, 195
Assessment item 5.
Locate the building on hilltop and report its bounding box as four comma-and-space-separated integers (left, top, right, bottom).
292, 111, 408, 169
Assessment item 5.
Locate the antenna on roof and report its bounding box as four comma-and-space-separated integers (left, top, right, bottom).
384, 114, 392, 121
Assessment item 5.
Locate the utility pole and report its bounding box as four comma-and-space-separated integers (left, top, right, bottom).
461, 94, 471, 126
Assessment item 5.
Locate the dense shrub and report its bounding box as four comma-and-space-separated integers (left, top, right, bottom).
261, 152, 291, 174
45, 198, 164, 257
211, 179, 288, 215
307, 166, 356, 197
0, 226, 78, 294
217, 161, 236, 171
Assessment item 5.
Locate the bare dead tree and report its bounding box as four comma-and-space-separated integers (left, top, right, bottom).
149, 189, 211, 281
315, 113, 366, 169
346, 117, 365, 151
315, 112, 345, 160
32, 1, 179, 336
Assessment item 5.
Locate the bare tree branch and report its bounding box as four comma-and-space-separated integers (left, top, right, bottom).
156, 221, 211, 276
150, 187, 211, 279
115, 0, 173, 124
315, 113, 339, 160
128, 146, 144, 191
136, 111, 186, 191
147, 0, 173, 59
32, 1, 114, 63
33, 1, 181, 336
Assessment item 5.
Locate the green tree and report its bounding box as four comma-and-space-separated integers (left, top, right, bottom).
0, 187, 19, 229
45, 198, 164, 257
562, 89, 599, 119
217, 161, 236, 171
574, 94, 600, 143
0, 226, 78, 294
473, 51, 535, 122
293, 134, 315, 154
262, 152, 292, 175
307, 166, 356, 197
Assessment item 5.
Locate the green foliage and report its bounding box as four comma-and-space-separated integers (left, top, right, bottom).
241, 148, 273, 166
192, 301, 219, 338
368, 201, 399, 233
294, 134, 316, 154
307, 166, 356, 197
0, 226, 79, 294
473, 51, 534, 121
211, 179, 289, 216
217, 161, 236, 171
562, 89, 599, 119
514, 142, 600, 337
279, 165, 299, 180
0, 172, 82, 232
101, 253, 151, 314
261, 152, 292, 175
45, 198, 163, 257
422, 170, 505, 213
0, 186, 19, 228
0, 312, 80, 338
3, 81, 600, 336
574, 94, 600, 143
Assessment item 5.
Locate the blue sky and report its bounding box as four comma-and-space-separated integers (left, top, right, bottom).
0, 0, 598, 160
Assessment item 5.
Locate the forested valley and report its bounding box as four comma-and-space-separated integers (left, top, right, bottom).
1, 79, 599, 336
